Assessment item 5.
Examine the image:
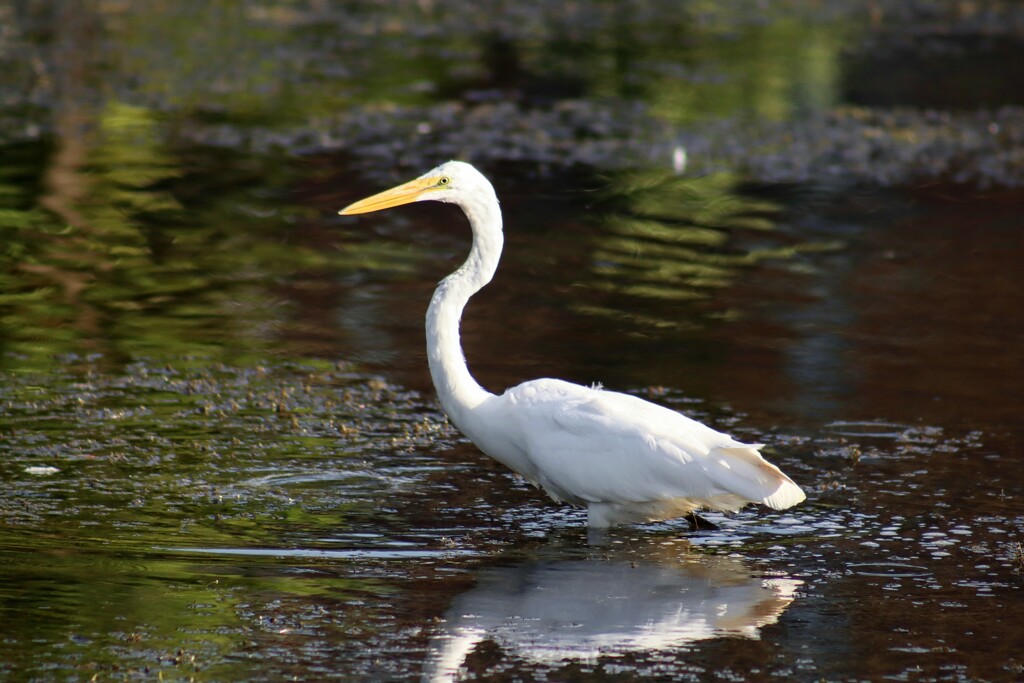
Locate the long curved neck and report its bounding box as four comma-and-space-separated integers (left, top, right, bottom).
425, 191, 503, 431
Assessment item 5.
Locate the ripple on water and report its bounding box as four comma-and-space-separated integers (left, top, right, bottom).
241, 468, 388, 489
846, 563, 932, 578
824, 420, 911, 439
161, 545, 479, 561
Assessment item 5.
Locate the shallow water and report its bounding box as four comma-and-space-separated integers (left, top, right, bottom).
3, 2, 1024, 681
3, 170, 1023, 681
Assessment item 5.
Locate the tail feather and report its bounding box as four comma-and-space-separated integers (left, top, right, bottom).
761, 477, 807, 510
711, 446, 806, 510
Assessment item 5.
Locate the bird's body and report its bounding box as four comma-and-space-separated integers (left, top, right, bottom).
340, 161, 805, 528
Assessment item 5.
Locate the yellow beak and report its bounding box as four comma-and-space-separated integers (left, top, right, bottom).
338, 176, 441, 215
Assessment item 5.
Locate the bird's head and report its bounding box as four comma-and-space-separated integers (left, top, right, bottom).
339, 161, 491, 215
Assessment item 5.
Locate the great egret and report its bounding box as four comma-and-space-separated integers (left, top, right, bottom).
339, 161, 806, 528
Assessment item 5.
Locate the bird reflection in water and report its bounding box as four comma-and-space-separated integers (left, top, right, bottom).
424, 546, 800, 681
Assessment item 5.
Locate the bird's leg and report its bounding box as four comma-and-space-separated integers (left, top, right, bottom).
586, 527, 612, 546
685, 511, 719, 531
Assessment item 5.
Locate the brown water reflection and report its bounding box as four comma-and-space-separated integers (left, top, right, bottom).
712, 185, 1024, 433
2, 0, 1024, 677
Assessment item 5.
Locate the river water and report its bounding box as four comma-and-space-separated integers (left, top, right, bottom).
2, 2, 1023, 681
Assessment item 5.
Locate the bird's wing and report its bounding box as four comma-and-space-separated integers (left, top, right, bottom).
501, 379, 801, 509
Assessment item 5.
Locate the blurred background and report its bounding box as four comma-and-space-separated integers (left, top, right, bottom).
3, 0, 1023, 389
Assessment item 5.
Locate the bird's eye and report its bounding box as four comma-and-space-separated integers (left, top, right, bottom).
438, 177, 450, 186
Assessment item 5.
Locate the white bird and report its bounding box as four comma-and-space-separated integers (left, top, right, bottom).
339, 161, 806, 528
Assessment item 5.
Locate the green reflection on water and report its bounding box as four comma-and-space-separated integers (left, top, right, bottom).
0, 361, 439, 678
558, 167, 848, 336
572, 169, 824, 328
4, 1, 858, 142
652, 18, 845, 125
0, 130, 429, 369
1, 0, 862, 369
0, 545, 391, 680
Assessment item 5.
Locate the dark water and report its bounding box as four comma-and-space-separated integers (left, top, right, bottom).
3, 2, 1024, 681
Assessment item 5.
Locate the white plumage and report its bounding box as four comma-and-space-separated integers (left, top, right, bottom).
340, 161, 805, 527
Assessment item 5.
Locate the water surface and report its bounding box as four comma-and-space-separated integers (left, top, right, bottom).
3, 2, 1024, 681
